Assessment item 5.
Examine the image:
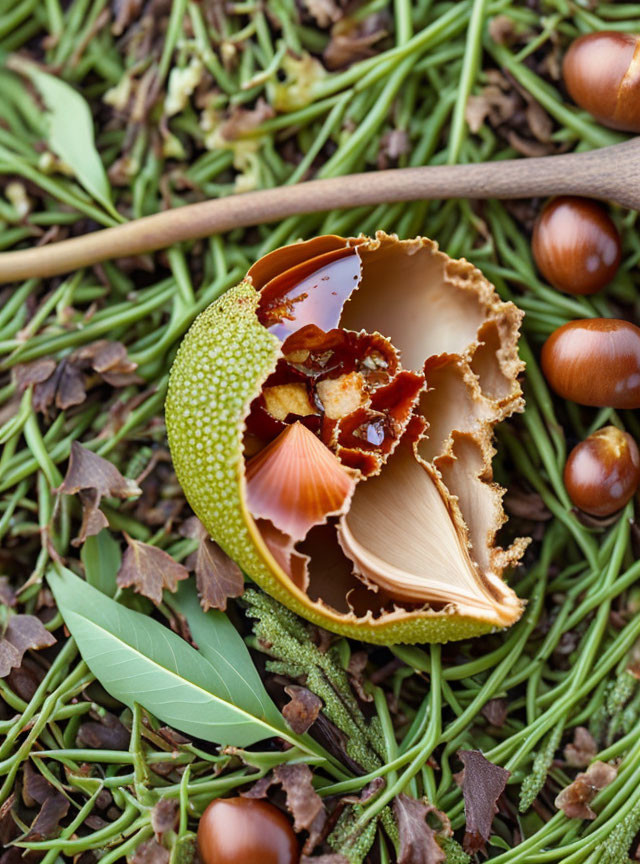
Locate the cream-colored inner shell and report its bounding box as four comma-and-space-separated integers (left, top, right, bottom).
245, 233, 526, 629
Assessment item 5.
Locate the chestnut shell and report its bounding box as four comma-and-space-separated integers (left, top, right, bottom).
563, 31, 640, 133
532, 197, 621, 296
541, 318, 640, 409
197, 798, 299, 864
564, 426, 640, 517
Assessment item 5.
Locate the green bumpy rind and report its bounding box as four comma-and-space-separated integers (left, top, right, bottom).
166, 282, 497, 645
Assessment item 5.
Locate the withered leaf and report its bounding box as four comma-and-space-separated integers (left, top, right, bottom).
25, 794, 70, 841
0, 615, 56, 678
76, 711, 130, 750
394, 794, 448, 864
324, 14, 388, 70
564, 727, 598, 769
117, 535, 189, 605
57, 442, 141, 546
554, 761, 617, 820
71, 340, 140, 387
58, 441, 141, 500
343, 777, 385, 805
32, 357, 87, 415
244, 763, 326, 844
455, 750, 510, 855
220, 98, 275, 141
0, 794, 18, 848
13, 358, 56, 391
188, 537, 244, 612
22, 764, 70, 842
481, 699, 508, 728
283, 685, 322, 735
130, 839, 170, 864
151, 798, 179, 839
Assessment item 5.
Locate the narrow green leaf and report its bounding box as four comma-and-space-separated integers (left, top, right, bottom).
15, 61, 121, 220
173, 580, 263, 690
47, 567, 288, 747
80, 531, 121, 597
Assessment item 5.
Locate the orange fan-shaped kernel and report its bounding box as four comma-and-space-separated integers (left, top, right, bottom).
245, 422, 356, 542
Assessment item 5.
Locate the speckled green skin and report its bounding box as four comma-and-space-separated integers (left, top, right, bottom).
166, 282, 497, 645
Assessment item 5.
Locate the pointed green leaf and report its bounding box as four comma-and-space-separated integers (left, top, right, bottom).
80, 530, 121, 597
47, 567, 287, 747
16, 61, 120, 220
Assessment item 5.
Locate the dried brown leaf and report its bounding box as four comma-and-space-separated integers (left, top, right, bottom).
347, 650, 373, 702
282, 685, 322, 735
324, 14, 388, 70
76, 711, 130, 750
188, 537, 244, 612
13, 359, 56, 391
58, 441, 141, 500
220, 98, 275, 140
394, 794, 447, 864
554, 761, 617, 820
243, 763, 326, 845
57, 442, 141, 545
71, 340, 140, 387
455, 750, 510, 855
117, 536, 189, 605
32, 358, 87, 415
481, 699, 508, 727
0, 615, 56, 677
130, 839, 169, 864
22, 764, 70, 841
151, 798, 179, 839
564, 727, 598, 769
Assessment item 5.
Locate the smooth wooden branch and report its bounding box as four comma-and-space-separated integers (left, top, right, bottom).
0, 138, 638, 284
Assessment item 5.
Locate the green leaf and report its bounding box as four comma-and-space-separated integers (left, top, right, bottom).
80, 531, 121, 597
47, 567, 288, 747
173, 580, 265, 694
16, 61, 120, 220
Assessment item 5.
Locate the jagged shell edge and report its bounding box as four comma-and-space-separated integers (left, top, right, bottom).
166, 280, 501, 645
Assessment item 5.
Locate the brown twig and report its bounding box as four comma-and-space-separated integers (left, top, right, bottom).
0, 139, 638, 283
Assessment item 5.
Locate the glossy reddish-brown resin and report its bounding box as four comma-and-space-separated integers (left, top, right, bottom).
197, 798, 299, 864
541, 318, 640, 408
532, 197, 621, 295
564, 426, 640, 516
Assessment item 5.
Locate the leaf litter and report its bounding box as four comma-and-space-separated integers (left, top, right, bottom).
1, 2, 640, 863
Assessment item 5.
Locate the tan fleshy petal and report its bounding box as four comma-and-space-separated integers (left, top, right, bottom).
337, 425, 522, 627
245, 422, 356, 542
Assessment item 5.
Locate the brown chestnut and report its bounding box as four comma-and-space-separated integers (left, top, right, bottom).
197, 797, 299, 864
564, 426, 640, 517
532, 197, 621, 295
541, 318, 640, 409
563, 31, 640, 133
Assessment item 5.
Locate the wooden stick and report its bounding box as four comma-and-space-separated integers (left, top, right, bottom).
1, 138, 638, 284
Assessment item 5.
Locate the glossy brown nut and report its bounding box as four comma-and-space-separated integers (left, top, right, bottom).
564, 426, 640, 517
197, 798, 299, 864
541, 318, 640, 409
563, 31, 640, 132
532, 197, 621, 295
